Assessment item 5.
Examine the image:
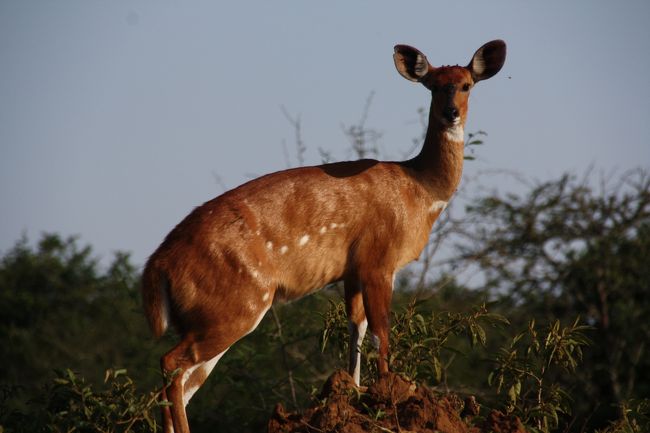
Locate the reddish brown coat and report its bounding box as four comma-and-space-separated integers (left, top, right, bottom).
142, 40, 506, 433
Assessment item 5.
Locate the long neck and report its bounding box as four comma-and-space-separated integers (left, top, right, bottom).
405, 104, 466, 199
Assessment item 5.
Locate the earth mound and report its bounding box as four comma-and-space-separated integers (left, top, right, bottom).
268, 370, 526, 433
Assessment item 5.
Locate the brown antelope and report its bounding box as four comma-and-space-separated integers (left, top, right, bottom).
142, 40, 506, 433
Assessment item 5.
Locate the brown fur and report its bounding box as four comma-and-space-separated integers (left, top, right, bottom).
142, 40, 506, 433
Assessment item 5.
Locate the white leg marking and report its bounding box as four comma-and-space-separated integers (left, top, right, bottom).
180, 363, 201, 407
182, 350, 228, 407
348, 318, 368, 386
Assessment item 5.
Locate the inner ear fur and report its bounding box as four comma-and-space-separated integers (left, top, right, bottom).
467, 40, 506, 82
393, 45, 431, 82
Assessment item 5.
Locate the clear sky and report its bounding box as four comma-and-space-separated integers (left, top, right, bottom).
1, 1, 649, 267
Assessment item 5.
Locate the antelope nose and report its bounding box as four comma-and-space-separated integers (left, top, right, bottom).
443, 107, 459, 123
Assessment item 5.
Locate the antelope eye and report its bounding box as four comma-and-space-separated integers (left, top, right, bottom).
462, 83, 471, 92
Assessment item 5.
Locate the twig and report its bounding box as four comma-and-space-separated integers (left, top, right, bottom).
271, 306, 298, 409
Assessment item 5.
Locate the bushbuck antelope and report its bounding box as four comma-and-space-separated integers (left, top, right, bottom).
142, 40, 506, 433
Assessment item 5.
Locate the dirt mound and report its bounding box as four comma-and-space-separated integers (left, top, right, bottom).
268, 370, 527, 433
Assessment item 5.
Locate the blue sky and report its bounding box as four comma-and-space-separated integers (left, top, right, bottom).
1, 1, 649, 267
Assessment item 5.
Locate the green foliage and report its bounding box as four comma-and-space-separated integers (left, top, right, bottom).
1, 369, 162, 433
463, 130, 487, 160
597, 400, 650, 433
45, 369, 162, 433
0, 234, 163, 393
458, 170, 650, 430
321, 298, 509, 386
488, 318, 591, 432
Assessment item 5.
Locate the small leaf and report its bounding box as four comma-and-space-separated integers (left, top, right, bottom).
432, 356, 442, 383
508, 380, 521, 403
476, 324, 487, 346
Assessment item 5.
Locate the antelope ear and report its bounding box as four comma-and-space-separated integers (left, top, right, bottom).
393, 45, 431, 82
467, 40, 506, 82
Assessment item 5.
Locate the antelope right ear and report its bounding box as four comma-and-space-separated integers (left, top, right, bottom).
393, 45, 431, 82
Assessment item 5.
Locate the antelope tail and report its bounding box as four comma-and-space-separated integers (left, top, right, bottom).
141, 264, 170, 339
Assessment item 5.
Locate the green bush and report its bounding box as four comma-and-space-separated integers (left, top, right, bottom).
1, 369, 162, 433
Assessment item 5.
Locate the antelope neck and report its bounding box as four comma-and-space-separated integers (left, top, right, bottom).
405, 113, 466, 198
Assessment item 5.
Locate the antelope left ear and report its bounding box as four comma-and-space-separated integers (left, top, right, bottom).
467, 40, 506, 82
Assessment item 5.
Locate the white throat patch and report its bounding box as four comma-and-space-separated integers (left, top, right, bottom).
443, 125, 464, 143
429, 200, 448, 214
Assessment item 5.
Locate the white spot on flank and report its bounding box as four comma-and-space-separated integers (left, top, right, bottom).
429, 200, 448, 213
444, 125, 464, 143
266, 241, 273, 250
330, 223, 338, 229
298, 234, 310, 246
319, 226, 327, 234
262, 292, 270, 302
251, 270, 259, 279
279, 245, 288, 254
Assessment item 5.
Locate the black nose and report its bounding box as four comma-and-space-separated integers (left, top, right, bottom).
443, 107, 459, 123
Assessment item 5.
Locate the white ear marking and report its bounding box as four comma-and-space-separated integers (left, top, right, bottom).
394, 45, 430, 82
472, 49, 486, 75
414, 54, 428, 78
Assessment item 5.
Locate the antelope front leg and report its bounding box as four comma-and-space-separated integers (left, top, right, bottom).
345, 277, 367, 385
360, 272, 394, 376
